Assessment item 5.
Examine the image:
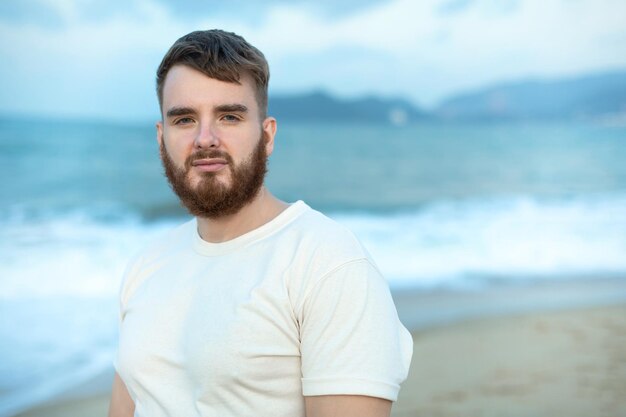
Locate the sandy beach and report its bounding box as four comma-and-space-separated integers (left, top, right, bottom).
394, 303, 626, 417
16, 290, 626, 417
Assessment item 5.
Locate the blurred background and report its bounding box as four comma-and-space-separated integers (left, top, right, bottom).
1, 0, 625, 416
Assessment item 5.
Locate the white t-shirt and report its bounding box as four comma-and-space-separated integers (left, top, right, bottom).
115, 201, 413, 417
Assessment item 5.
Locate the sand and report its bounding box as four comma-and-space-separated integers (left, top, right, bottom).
16, 302, 626, 417
393, 303, 626, 417
15, 396, 111, 417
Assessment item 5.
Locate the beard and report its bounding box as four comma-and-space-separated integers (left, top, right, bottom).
160, 133, 268, 219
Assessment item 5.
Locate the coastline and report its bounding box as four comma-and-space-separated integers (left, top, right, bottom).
393, 275, 626, 331
14, 277, 626, 417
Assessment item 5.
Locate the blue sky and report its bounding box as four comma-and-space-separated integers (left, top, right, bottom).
1, 0, 625, 122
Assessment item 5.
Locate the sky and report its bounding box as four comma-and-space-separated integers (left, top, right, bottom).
1, 0, 625, 122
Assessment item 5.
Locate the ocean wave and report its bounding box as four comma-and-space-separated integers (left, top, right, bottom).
332, 192, 626, 288
0, 210, 179, 299
1, 193, 625, 299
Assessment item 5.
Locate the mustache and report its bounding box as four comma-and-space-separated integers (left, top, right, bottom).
185, 149, 233, 169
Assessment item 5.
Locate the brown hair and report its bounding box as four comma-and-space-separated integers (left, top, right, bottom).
156, 29, 270, 117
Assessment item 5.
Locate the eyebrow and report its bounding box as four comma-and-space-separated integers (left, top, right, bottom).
215, 104, 248, 114
165, 104, 249, 119
166, 106, 196, 118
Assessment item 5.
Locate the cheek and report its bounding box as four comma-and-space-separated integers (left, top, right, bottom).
164, 138, 192, 164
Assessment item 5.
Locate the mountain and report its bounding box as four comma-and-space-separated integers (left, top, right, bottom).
268, 70, 626, 123
436, 70, 626, 121
268, 90, 427, 124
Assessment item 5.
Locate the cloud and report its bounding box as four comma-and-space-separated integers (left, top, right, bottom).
238, 0, 626, 105
0, 0, 390, 27
150, 0, 388, 23
1, 0, 625, 120
0, 0, 65, 28
437, 0, 476, 15
0, 0, 149, 27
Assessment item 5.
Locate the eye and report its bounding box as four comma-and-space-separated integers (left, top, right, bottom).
222, 114, 241, 122
175, 117, 194, 125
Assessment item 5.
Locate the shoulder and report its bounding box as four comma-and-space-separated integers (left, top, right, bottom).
280, 203, 380, 305
287, 203, 371, 263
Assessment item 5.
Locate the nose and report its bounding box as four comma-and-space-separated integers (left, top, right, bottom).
194, 122, 220, 149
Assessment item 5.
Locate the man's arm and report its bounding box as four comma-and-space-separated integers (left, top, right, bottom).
305, 395, 391, 417
108, 372, 135, 417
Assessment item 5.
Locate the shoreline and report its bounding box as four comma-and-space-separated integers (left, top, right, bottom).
392, 275, 626, 330
14, 277, 626, 417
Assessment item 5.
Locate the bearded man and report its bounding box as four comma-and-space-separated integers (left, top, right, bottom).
108, 29, 412, 417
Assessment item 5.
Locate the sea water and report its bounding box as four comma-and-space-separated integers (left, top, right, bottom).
1, 117, 625, 414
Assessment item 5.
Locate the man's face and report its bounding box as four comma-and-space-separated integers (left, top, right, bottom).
156, 65, 276, 218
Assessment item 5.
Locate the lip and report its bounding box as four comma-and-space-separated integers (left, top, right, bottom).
191, 158, 228, 172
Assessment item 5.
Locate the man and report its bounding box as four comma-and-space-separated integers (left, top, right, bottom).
109, 29, 412, 417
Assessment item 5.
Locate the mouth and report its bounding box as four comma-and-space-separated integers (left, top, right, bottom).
191, 158, 228, 172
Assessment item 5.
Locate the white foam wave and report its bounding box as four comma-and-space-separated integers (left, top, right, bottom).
1, 194, 625, 298
332, 193, 626, 288
0, 211, 181, 299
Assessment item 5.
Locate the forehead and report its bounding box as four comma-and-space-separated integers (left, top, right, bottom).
161, 65, 258, 111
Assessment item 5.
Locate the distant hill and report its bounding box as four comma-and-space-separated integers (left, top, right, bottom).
268, 90, 427, 124
267, 70, 626, 124
7, 70, 624, 125
436, 70, 626, 121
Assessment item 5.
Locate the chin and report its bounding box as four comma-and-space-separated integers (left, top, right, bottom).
189, 175, 230, 189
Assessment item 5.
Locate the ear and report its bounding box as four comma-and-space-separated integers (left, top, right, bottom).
156, 121, 164, 148
262, 117, 277, 156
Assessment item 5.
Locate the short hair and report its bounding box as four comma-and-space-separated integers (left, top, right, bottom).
156, 29, 270, 118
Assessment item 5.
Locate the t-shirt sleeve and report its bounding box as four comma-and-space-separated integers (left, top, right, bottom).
299, 259, 413, 401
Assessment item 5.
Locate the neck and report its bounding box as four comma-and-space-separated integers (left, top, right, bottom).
195, 187, 289, 243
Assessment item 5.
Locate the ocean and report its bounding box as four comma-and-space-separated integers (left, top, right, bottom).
1, 117, 625, 414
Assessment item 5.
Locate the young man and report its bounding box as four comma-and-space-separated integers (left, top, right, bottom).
109, 29, 412, 417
